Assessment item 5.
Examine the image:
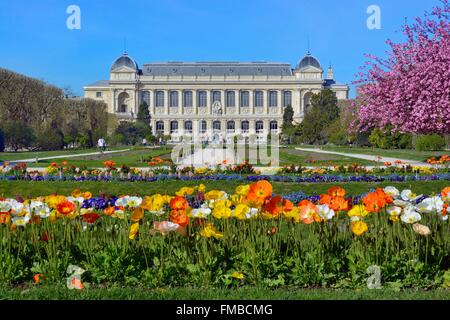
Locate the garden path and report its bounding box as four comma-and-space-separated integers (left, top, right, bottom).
294, 147, 430, 166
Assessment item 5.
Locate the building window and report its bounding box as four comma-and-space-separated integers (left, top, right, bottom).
169, 91, 179, 107
213, 121, 221, 131
184, 121, 193, 133
200, 120, 207, 133
170, 121, 178, 133
241, 121, 249, 133
118, 92, 129, 113
269, 91, 278, 107
183, 91, 193, 107
156, 121, 164, 134
240, 91, 249, 107
304, 92, 313, 113
140, 91, 150, 105
226, 91, 235, 107
270, 121, 278, 132
96, 92, 102, 98
254, 91, 263, 107
227, 121, 235, 132
198, 91, 207, 107
155, 91, 164, 107
212, 91, 221, 103
256, 121, 264, 133
283, 91, 292, 107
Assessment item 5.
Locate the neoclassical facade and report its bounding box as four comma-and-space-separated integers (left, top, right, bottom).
84, 52, 349, 142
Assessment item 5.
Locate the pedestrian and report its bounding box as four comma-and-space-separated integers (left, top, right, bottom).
98, 137, 106, 152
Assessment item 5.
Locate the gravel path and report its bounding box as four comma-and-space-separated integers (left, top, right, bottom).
11, 149, 130, 163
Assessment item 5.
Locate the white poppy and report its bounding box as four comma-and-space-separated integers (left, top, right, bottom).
115, 196, 129, 207
386, 206, 402, 217
191, 206, 212, 218
12, 213, 31, 227
127, 196, 143, 208
317, 204, 335, 220
384, 186, 400, 198
393, 199, 411, 208
66, 196, 85, 205
400, 207, 421, 224
400, 190, 423, 202
415, 196, 444, 213
0, 201, 12, 213
245, 208, 259, 219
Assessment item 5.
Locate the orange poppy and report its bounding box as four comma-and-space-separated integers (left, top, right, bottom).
169, 210, 189, 227
298, 200, 319, 224
328, 186, 346, 198
319, 194, 333, 206
103, 206, 115, 216
130, 207, 144, 222
0, 213, 10, 224
263, 196, 293, 217
248, 180, 273, 199
329, 196, 350, 212
441, 187, 450, 198
56, 201, 76, 215
169, 196, 188, 211
362, 192, 386, 213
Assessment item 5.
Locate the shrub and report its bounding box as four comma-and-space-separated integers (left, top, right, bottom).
35, 128, 64, 150
2, 122, 36, 151
415, 134, 446, 151
368, 127, 413, 149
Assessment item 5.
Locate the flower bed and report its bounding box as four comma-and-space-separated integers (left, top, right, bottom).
0, 182, 449, 289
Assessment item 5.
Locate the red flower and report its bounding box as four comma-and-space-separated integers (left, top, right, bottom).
82, 213, 100, 224
56, 201, 76, 215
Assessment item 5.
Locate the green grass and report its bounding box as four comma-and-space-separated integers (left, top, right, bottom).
0, 180, 448, 198
21, 147, 173, 168
279, 148, 376, 166
0, 285, 448, 300
0, 147, 127, 162
295, 145, 447, 162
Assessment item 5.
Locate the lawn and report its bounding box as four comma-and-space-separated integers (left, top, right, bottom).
0, 147, 127, 162
278, 148, 376, 166
1, 285, 448, 300
20, 147, 173, 168
0, 180, 448, 198
295, 145, 447, 162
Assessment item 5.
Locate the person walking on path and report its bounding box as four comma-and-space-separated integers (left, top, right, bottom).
98, 138, 106, 153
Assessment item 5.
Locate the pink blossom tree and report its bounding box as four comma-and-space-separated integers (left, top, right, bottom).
353, 0, 450, 135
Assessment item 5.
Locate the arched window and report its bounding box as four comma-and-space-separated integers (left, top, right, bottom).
240, 91, 249, 107
198, 91, 207, 107
283, 91, 292, 107
184, 121, 192, 133
212, 91, 221, 103
200, 120, 207, 133
256, 121, 264, 133
140, 91, 150, 105
156, 121, 164, 134
155, 91, 164, 107
241, 121, 249, 133
169, 91, 179, 107
170, 121, 178, 133
213, 121, 221, 131
118, 92, 129, 113
183, 91, 193, 108
254, 91, 263, 107
270, 121, 278, 132
269, 91, 278, 107
304, 92, 313, 113
226, 91, 235, 107
227, 121, 235, 132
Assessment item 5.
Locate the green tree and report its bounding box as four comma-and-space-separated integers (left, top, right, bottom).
0, 128, 4, 152
114, 122, 139, 145
297, 89, 339, 144
136, 101, 154, 143
3, 122, 36, 151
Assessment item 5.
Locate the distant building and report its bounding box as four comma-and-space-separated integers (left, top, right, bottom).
84, 52, 349, 143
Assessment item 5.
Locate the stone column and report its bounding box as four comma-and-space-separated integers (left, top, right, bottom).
163, 119, 170, 136
277, 90, 282, 113
192, 90, 197, 115
263, 90, 269, 115
249, 90, 254, 115
164, 90, 169, 116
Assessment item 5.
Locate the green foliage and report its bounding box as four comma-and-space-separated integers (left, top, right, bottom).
2, 122, 36, 151
297, 89, 340, 144
414, 134, 446, 151
325, 119, 348, 145
282, 105, 294, 132
368, 127, 413, 149
35, 127, 65, 151
114, 122, 138, 146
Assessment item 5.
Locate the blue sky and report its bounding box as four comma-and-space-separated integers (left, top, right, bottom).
0, 0, 441, 97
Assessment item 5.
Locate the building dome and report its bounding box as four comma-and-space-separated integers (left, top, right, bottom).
110, 53, 138, 71
296, 53, 321, 70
